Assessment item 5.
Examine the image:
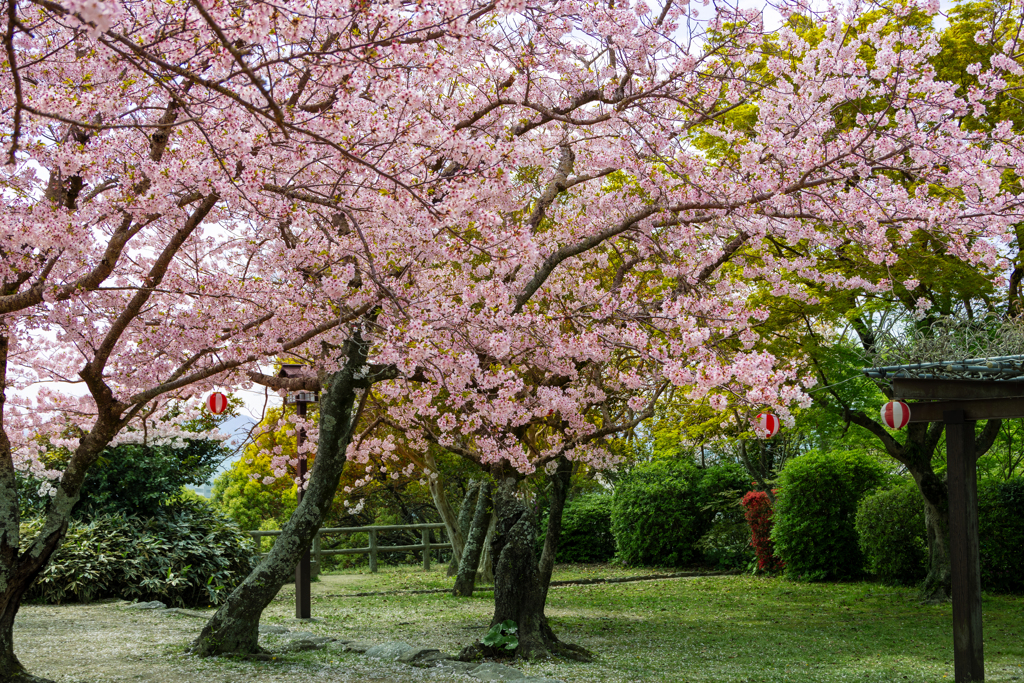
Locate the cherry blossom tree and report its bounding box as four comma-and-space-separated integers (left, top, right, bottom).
5, 0, 1024, 673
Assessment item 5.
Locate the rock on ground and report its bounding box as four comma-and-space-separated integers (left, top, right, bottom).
364, 641, 414, 660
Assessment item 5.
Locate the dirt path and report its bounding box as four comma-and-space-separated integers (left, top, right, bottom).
15, 602, 473, 683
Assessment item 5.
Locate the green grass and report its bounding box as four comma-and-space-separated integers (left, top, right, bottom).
257, 566, 1024, 682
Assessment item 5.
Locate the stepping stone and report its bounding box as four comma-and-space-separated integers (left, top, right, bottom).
523, 678, 566, 683
365, 641, 414, 660
469, 662, 527, 680
397, 646, 444, 663
279, 639, 326, 652
161, 608, 209, 618
338, 641, 375, 653
124, 601, 166, 610
259, 624, 291, 634
438, 661, 478, 673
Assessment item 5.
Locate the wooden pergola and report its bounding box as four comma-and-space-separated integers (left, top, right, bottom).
864, 355, 1024, 683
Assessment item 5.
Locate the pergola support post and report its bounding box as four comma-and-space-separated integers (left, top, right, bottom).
944, 410, 984, 683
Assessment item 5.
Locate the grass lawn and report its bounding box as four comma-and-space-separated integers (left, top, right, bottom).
255, 564, 1024, 683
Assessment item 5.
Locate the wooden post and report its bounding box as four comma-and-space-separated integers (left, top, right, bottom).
944, 410, 984, 682
294, 399, 311, 619
368, 529, 378, 573
313, 531, 322, 579
422, 527, 431, 571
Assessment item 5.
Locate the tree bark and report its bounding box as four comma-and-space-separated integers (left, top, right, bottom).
476, 512, 496, 585
422, 457, 464, 578
452, 481, 491, 597
191, 338, 369, 656
460, 458, 589, 662
449, 479, 479, 576
0, 329, 124, 682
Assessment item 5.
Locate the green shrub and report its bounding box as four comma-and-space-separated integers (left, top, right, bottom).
855, 482, 928, 586
772, 450, 887, 581
22, 499, 256, 606
978, 477, 1024, 594
554, 493, 616, 563
611, 461, 747, 567
696, 509, 755, 569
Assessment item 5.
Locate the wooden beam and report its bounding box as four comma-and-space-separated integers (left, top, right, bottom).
944, 411, 985, 682
905, 396, 1024, 422
893, 378, 1024, 401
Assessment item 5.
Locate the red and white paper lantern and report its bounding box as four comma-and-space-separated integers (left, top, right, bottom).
755, 412, 781, 438
207, 392, 229, 415
881, 401, 911, 430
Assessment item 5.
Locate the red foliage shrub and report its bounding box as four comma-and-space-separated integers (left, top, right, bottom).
742, 490, 784, 572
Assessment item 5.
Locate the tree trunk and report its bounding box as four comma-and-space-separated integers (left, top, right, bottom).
476, 512, 496, 585
0, 330, 125, 682
449, 479, 479, 576
452, 481, 491, 597
460, 458, 589, 662
191, 339, 369, 656
429, 465, 467, 577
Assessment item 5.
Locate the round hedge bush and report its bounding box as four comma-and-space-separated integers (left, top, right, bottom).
611, 460, 747, 567
772, 449, 887, 581
978, 477, 1024, 593
22, 498, 257, 606
855, 482, 928, 586
555, 492, 616, 563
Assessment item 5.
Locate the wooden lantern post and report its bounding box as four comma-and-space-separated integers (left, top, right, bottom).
279, 364, 318, 620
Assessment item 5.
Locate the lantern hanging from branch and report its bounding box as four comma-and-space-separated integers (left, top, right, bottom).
207, 392, 229, 415
755, 412, 780, 438
881, 401, 910, 429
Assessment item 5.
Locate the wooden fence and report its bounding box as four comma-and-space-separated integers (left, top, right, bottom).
249, 523, 451, 574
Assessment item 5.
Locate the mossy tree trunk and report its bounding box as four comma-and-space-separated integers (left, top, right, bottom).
191, 338, 377, 656
0, 330, 129, 683
452, 481, 491, 596
463, 458, 589, 662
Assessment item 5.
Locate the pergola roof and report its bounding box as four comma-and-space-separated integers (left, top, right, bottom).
863, 354, 1024, 382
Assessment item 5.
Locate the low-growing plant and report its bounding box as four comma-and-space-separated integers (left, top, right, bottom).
481, 620, 519, 651
22, 498, 256, 606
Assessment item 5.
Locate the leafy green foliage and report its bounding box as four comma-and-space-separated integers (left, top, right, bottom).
553, 492, 616, 564
855, 482, 928, 586
22, 498, 256, 607
696, 508, 755, 570
611, 461, 748, 567
76, 440, 225, 518
978, 477, 1024, 594
481, 620, 518, 651
772, 450, 888, 581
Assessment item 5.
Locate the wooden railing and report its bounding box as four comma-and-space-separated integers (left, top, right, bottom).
249, 523, 451, 574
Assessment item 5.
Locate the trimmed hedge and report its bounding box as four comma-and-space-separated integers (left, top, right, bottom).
22, 499, 256, 606
978, 477, 1024, 593
555, 493, 616, 563
611, 460, 747, 567
772, 450, 887, 581
855, 483, 928, 586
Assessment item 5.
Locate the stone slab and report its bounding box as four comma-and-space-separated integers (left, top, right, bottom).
124, 601, 166, 610
365, 641, 414, 660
